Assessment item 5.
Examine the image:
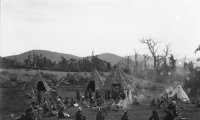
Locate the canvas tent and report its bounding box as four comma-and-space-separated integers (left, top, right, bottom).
27, 72, 52, 94
170, 85, 190, 102
85, 69, 104, 92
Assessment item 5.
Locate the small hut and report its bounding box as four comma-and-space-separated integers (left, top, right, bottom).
27, 72, 52, 94
85, 69, 104, 92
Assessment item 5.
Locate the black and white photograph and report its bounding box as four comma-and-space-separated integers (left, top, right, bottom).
0, 0, 200, 120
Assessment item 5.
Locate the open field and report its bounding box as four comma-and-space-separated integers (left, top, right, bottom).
1, 87, 200, 120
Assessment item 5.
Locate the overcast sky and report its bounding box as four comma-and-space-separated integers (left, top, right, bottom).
1, 0, 200, 58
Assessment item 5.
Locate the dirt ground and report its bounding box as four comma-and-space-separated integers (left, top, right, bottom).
0, 87, 200, 120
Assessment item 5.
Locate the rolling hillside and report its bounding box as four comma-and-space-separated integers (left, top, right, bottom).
6, 50, 79, 63
4, 50, 123, 65
3, 49, 199, 67
97, 53, 123, 65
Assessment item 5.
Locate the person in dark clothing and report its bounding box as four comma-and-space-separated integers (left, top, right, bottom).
149, 110, 160, 120
90, 97, 96, 107
37, 91, 42, 105
17, 106, 35, 120
196, 99, 200, 107
43, 101, 49, 114
70, 98, 76, 107
121, 110, 129, 120
89, 89, 92, 100
96, 108, 105, 120
97, 97, 104, 106
163, 109, 175, 120
76, 89, 81, 102
150, 99, 156, 107
96, 90, 100, 99
50, 102, 57, 111
76, 107, 86, 120
58, 107, 65, 118
64, 97, 69, 107
24, 106, 35, 120
84, 90, 89, 100
167, 101, 178, 117
48, 102, 57, 117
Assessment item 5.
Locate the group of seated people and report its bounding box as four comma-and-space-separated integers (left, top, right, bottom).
13, 88, 109, 120
149, 96, 179, 120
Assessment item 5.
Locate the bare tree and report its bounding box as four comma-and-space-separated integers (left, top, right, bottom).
140, 38, 170, 69
134, 49, 138, 69
195, 45, 200, 61
143, 53, 150, 70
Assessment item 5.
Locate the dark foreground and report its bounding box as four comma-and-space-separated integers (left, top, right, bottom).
0, 88, 200, 120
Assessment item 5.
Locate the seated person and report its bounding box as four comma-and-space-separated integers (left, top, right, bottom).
90, 97, 96, 107
196, 99, 200, 107
150, 99, 156, 107
149, 110, 160, 120
76, 107, 86, 120
133, 98, 140, 105
70, 98, 76, 107
121, 110, 129, 120
43, 101, 49, 114
97, 98, 102, 106
24, 106, 35, 120
163, 109, 175, 120
58, 107, 65, 118
50, 102, 57, 111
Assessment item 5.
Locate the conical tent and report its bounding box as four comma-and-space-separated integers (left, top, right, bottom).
85, 69, 104, 92
170, 85, 189, 101
27, 72, 52, 94
104, 67, 130, 90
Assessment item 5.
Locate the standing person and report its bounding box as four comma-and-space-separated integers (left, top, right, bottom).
76, 89, 81, 102
76, 107, 86, 120
196, 99, 200, 107
70, 98, 76, 107
149, 110, 160, 120
108, 90, 111, 99
84, 90, 89, 100
96, 108, 105, 120
89, 89, 92, 100
96, 89, 100, 99
121, 110, 129, 120
37, 91, 42, 105
64, 97, 69, 107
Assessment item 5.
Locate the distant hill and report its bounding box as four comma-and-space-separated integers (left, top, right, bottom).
97, 53, 123, 65
3, 49, 199, 66
4, 50, 123, 65
6, 50, 79, 63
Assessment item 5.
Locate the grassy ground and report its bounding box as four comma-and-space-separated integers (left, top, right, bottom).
1, 87, 200, 120
0, 68, 200, 120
